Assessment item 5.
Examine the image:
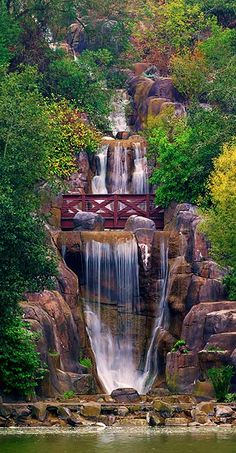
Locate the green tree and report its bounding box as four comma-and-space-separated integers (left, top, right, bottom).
0, 67, 56, 395
43, 50, 112, 129
202, 141, 236, 298
147, 107, 236, 206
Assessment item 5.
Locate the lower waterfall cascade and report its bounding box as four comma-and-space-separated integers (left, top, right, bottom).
78, 232, 169, 394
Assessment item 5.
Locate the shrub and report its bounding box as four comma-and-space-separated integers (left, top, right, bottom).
62, 390, 76, 400
171, 340, 189, 354
207, 366, 235, 401
0, 318, 45, 397
225, 393, 236, 403
79, 357, 93, 369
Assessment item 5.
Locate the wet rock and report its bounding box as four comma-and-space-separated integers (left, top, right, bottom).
193, 380, 215, 399
117, 406, 129, 416
165, 417, 189, 426
182, 302, 236, 352
81, 402, 101, 417
215, 405, 234, 417
57, 406, 71, 421
31, 403, 47, 422
111, 388, 141, 403
116, 131, 130, 140
191, 409, 210, 424
125, 215, 156, 232
73, 211, 104, 231
146, 413, 162, 426
205, 310, 236, 336
166, 352, 199, 393
72, 374, 97, 395
115, 418, 147, 426
196, 401, 215, 415
153, 399, 173, 415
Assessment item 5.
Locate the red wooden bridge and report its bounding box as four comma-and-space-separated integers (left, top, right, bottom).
61, 194, 164, 230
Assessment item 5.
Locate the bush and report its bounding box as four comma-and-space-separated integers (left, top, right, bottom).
206, 345, 224, 352
171, 340, 189, 354
62, 390, 76, 400
43, 51, 112, 130
225, 393, 236, 403
46, 99, 101, 178
79, 357, 93, 369
207, 366, 235, 401
0, 318, 45, 397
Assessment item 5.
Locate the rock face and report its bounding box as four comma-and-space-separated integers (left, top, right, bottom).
127, 76, 185, 130
73, 211, 105, 231
22, 256, 99, 398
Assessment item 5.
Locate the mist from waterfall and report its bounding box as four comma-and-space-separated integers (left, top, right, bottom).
82, 234, 169, 394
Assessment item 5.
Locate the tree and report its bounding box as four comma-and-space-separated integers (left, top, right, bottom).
171, 49, 208, 99
202, 141, 236, 298
133, 0, 214, 72
0, 1, 20, 67
46, 99, 101, 178
0, 67, 56, 395
43, 50, 112, 129
147, 107, 236, 206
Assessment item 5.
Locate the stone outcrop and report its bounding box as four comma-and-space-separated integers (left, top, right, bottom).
73, 211, 105, 231
127, 75, 185, 130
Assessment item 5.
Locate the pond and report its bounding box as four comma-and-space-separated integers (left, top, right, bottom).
0, 427, 236, 453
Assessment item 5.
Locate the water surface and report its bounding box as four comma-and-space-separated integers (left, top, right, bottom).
0, 427, 236, 453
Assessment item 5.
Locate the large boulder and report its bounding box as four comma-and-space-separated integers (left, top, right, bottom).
166, 352, 199, 393
125, 215, 156, 232
73, 211, 104, 231
111, 388, 141, 403
181, 302, 236, 352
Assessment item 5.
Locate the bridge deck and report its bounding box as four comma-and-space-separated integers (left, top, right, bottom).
61, 194, 164, 230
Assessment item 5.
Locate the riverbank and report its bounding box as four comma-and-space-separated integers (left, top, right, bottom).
1, 394, 236, 429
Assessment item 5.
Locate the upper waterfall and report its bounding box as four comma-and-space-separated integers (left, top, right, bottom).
109, 90, 130, 138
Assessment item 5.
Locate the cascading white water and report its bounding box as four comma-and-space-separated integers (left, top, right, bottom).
83, 237, 144, 393
140, 235, 169, 392
132, 143, 149, 194
112, 143, 129, 194
109, 90, 130, 138
82, 233, 169, 394
92, 145, 108, 194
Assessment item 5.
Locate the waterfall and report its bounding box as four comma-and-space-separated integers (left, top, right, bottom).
112, 143, 129, 194
140, 234, 169, 392
92, 145, 108, 194
109, 90, 130, 137
81, 233, 169, 394
82, 236, 146, 394
132, 143, 149, 194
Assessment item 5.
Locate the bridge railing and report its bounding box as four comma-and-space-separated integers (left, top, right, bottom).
61, 193, 164, 230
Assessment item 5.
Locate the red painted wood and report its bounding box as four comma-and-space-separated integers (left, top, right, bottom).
61, 194, 164, 230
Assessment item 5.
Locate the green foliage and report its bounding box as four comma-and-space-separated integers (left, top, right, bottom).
62, 390, 76, 400
147, 107, 235, 206
201, 141, 236, 299
171, 49, 208, 99
79, 357, 93, 369
206, 345, 224, 352
0, 1, 20, 67
46, 99, 101, 178
171, 340, 189, 354
43, 51, 112, 129
0, 317, 45, 396
225, 393, 236, 403
0, 67, 57, 395
207, 366, 235, 402
134, 0, 214, 70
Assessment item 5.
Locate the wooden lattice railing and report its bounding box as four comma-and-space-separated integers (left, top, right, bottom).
61, 194, 164, 230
